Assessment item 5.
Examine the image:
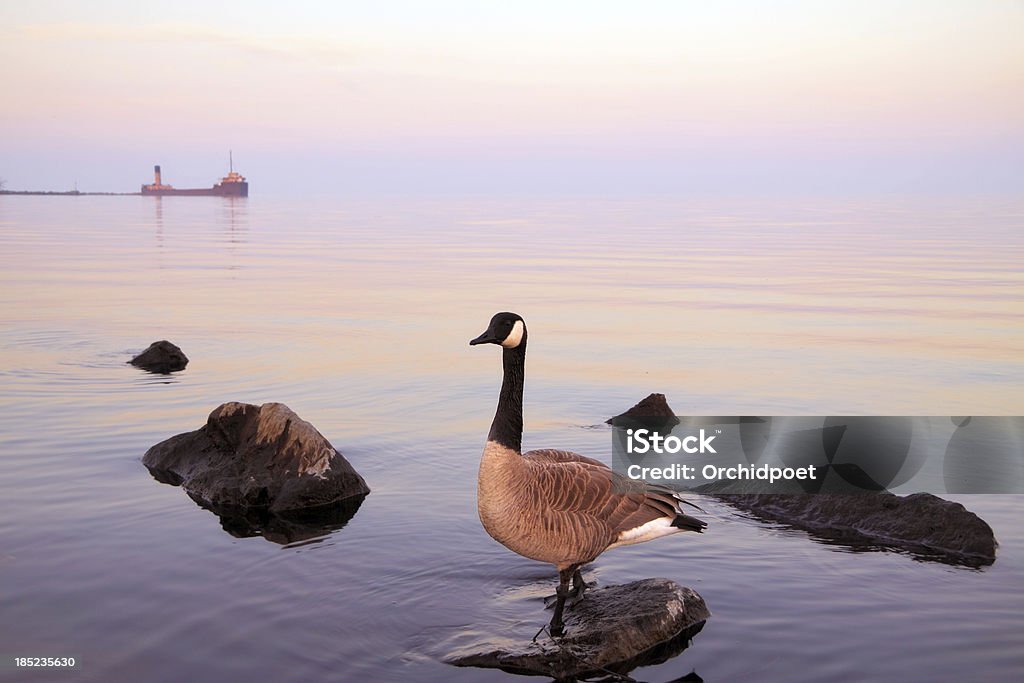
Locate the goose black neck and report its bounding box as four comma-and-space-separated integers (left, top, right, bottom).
488, 342, 526, 453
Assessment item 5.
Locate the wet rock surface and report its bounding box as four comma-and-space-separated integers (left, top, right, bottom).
129, 340, 188, 373
719, 492, 997, 566
143, 402, 370, 513
607, 393, 680, 433
447, 578, 709, 681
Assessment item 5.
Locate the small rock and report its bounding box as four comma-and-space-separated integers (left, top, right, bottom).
720, 492, 997, 566
447, 578, 709, 680
143, 402, 370, 513
607, 393, 680, 433
129, 340, 188, 373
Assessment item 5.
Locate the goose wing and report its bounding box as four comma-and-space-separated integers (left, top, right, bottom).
522, 453, 704, 558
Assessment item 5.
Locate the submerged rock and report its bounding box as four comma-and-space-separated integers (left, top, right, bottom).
143, 402, 370, 513
607, 393, 680, 433
447, 578, 709, 680
129, 340, 188, 373
720, 492, 996, 567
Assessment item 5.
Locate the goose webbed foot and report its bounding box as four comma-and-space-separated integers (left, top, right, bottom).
543, 568, 592, 609
549, 619, 565, 638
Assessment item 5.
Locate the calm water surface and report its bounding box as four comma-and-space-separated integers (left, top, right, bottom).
1, 195, 1022, 682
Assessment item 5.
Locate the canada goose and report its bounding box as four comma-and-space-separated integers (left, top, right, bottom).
470, 311, 706, 637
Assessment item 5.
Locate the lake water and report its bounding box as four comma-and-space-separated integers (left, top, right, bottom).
1, 194, 1022, 682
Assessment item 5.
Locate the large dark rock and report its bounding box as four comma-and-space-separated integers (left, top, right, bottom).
721, 492, 996, 567
447, 579, 709, 680
129, 340, 188, 373
143, 402, 370, 513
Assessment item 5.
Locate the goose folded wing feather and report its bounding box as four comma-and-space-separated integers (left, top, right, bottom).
523, 458, 672, 534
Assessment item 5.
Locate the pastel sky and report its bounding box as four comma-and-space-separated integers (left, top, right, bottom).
1, 1, 1021, 195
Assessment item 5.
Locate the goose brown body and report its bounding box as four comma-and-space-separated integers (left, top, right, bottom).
478, 441, 698, 570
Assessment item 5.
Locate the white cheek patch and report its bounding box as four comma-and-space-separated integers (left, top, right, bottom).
500, 320, 525, 348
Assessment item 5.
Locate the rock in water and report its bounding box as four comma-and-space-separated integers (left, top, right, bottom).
129, 340, 189, 373
143, 402, 369, 512
607, 393, 680, 433
447, 579, 709, 680
722, 492, 996, 566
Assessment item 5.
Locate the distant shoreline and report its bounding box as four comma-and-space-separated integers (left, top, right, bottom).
0, 190, 141, 196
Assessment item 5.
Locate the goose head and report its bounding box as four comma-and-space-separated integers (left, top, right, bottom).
470, 312, 527, 349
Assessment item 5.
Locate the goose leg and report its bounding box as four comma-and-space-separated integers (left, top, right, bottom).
571, 568, 589, 599
544, 566, 591, 609
549, 567, 573, 637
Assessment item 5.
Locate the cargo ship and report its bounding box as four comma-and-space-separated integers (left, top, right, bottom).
141, 153, 248, 197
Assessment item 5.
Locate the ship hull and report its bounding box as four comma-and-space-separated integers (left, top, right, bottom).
141, 182, 248, 197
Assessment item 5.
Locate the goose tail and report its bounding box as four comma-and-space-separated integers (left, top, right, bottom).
646, 481, 708, 521
671, 512, 708, 533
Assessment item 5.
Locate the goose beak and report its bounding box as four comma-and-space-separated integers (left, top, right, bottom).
470, 330, 498, 346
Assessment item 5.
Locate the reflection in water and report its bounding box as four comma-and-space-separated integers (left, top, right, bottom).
732, 504, 996, 569
591, 621, 705, 683
190, 493, 367, 546
146, 466, 366, 545
154, 195, 163, 242
450, 619, 706, 682
622, 624, 705, 683
221, 196, 247, 243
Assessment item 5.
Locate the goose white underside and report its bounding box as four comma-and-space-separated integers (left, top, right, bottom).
607, 517, 681, 550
